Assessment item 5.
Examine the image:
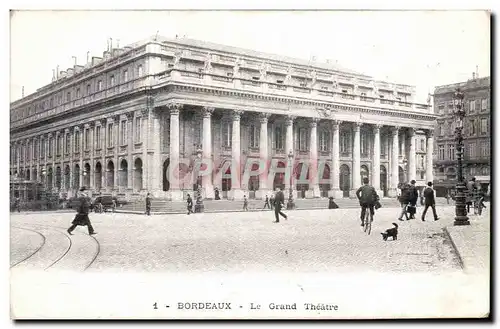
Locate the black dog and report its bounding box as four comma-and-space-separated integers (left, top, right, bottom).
381, 223, 399, 241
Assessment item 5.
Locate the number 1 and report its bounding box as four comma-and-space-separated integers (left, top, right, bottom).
153, 302, 158, 309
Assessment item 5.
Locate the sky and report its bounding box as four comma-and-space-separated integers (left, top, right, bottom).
9, 10, 490, 103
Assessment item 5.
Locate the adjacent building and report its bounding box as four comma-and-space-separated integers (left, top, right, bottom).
433, 75, 491, 195
10, 36, 436, 202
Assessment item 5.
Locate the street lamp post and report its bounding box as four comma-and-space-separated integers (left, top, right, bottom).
286, 150, 295, 210
453, 89, 470, 226
40, 168, 47, 210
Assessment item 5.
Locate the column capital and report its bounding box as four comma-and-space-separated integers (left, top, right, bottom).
112, 115, 120, 123
98, 118, 107, 126
231, 110, 244, 121
407, 127, 416, 137
64, 128, 70, 134
285, 115, 295, 126
426, 129, 434, 138
331, 120, 342, 130
391, 126, 400, 135
140, 107, 150, 117
309, 117, 320, 128
202, 106, 215, 118
84, 123, 91, 129
167, 103, 183, 115
373, 124, 383, 132
124, 112, 134, 120
259, 112, 270, 124
353, 121, 362, 131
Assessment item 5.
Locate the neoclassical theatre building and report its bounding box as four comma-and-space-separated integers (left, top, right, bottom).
10, 36, 437, 201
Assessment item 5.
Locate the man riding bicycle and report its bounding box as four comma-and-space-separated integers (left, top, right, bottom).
356, 177, 380, 227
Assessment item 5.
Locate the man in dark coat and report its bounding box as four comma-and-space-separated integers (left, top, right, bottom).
421, 181, 439, 221
356, 177, 379, 226
407, 180, 419, 219
186, 193, 193, 215
145, 193, 151, 216
67, 187, 96, 235
397, 183, 411, 221
263, 195, 271, 209
273, 188, 288, 223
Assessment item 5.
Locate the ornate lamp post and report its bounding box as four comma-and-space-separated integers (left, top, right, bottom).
286, 150, 295, 210
194, 148, 204, 213
453, 88, 470, 226
40, 168, 47, 210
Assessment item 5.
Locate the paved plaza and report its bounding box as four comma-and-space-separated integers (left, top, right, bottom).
11, 206, 478, 274
10, 206, 490, 319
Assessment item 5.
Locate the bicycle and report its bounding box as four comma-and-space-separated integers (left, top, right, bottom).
363, 207, 373, 235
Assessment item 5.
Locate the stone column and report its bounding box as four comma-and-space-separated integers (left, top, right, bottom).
150, 109, 162, 196
202, 106, 215, 199
307, 118, 320, 198
141, 108, 150, 192
390, 126, 400, 197
329, 120, 343, 198
126, 113, 134, 194
351, 122, 362, 196
66, 127, 75, 197
408, 128, 417, 182
426, 130, 434, 183
256, 113, 270, 199
77, 126, 84, 192
89, 122, 95, 192
284, 115, 295, 191
114, 116, 120, 193
167, 103, 183, 200
230, 110, 244, 200
100, 118, 107, 191
373, 124, 382, 196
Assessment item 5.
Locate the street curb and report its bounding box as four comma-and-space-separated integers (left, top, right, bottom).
443, 226, 465, 271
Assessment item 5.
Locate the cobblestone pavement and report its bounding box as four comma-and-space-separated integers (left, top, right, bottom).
10, 205, 466, 274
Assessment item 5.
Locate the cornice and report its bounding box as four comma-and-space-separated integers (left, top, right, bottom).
167, 84, 436, 122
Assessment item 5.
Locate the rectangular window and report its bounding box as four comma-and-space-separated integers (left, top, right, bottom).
87, 84, 91, 95
340, 132, 350, 154
381, 137, 386, 155
97, 80, 103, 91
65, 134, 70, 154
107, 124, 113, 147
85, 128, 90, 150
274, 126, 283, 150
135, 118, 141, 143
222, 122, 232, 147
480, 118, 488, 134
48, 138, 52, 157
448, 145, 455, 160
74, 131, 80, 153
76, 88, 81, 98
249, 124, 259, 148
41, 139, 45, 158
33, 140, 38, 159
361, 131, 368, 155
469, 120, 476, 136
66, 92, 71, 102
438, 145, 445, 160
481, 99, 488, 111
469, 100, 475, 113
110, 75, 115, 86
319, 130, 329, 152
96, 126, 101, 149
123, 70, 129, 82
121, 121, 127, 145
480, 142, 487, 157
56, 135, 62, 155
299, 128, 308, 151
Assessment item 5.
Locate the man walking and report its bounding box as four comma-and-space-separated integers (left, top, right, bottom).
397, 183, 411, 221
145, 192, 151, 216
273, 188, 288, 223
243, 195, 249, 211
186, 193, 193, 215
421, 182, 439, 221
263, 195, 271, 209
407, 180, 419, 219
270, 193, 275, 210
67, 187, 96, 235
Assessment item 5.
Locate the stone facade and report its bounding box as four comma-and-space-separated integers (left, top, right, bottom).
10, 36, 437, 201
433, 76, 491, 194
